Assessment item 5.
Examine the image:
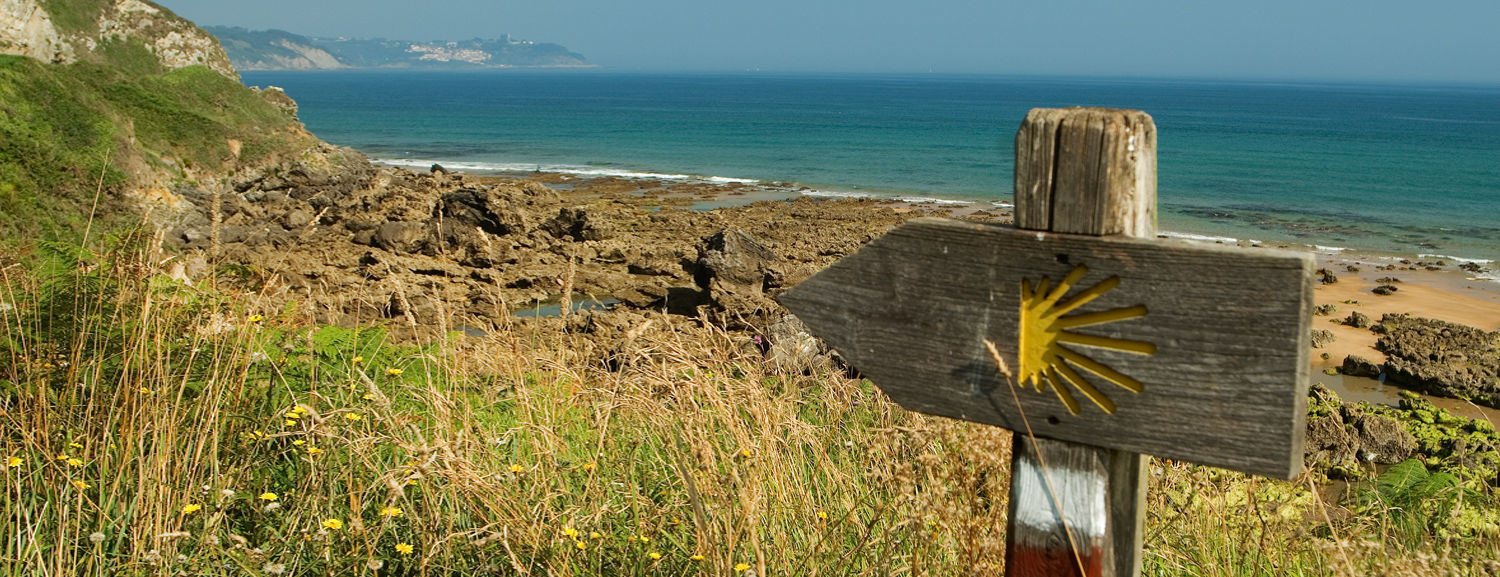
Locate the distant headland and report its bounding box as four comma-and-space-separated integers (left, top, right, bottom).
204, 26, 593, 70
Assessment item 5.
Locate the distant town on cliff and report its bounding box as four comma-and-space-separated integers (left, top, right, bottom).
205, 26, 592, 70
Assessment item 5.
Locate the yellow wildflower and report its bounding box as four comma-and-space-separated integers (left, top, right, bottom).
379, 506, 402, 518
395, 542, 414, 555
56, 454, 68, 461
385, 367, 403, 376
562, 526, 579, 539
648, 552, 661, 560
71, 480, 91, 490
739, 449, 752, 458
247, 314, 263, 323
6, 456, 21, 468
344, 413, 362, 421
285, 412, 300, 419
589, 532, 601, 540
639, 535, 650, 543
292, 439, 306, 446
362, 393, 376, 400
509, 464, 523, 473
735, 563, 751, 572
66, 458, 83, 467
690, 554, 705, 561
581, 461, 596, 472
181, 504, 202, 514
306, 447, 322, 455
139, 387, 153, 395
322, 518, 343, 530
68, 442, 83, 449
817, 511, 828, 520
352, 356, 364, 364
574, 540, 586, 551
284, 420, 296, 426
259, 492, 278, 501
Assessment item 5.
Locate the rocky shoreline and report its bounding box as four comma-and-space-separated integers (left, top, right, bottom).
160, 150, 1500, 483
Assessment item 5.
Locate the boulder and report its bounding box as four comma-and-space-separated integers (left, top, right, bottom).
1341, 355, 1382, 378
1374, 314, 1500, 407
693, 229, 784, 328
1348, 413, 1416, 464
1304, 415, 1358, 468
764, 314, 824, 372
1342, 311, 1371, 329
372, 221, 426, 253
1311, 329, 1336, 349
542, 207, 613, 241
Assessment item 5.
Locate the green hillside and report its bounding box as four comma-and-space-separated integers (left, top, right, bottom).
0, 40, 311, 241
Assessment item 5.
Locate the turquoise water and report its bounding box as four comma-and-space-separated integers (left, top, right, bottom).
242, 71, 1500, 262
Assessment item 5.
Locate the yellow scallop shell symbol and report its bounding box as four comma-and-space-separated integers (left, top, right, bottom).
1018, 265, 1156, 415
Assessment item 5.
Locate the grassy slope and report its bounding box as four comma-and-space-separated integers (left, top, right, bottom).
0, 237, 1496, 576
0, 42, 307, 242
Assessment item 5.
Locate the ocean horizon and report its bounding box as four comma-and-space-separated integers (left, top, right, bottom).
242, 70, 1500, 265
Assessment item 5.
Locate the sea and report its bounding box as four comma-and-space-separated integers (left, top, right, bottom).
240, 71, 1500, 266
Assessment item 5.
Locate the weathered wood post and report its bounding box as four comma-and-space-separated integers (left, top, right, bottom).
781, 107, 1314, 577
1005, 109, 1156, 577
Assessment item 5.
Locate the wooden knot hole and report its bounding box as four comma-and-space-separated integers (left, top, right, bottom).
1055, 253, 1070, 265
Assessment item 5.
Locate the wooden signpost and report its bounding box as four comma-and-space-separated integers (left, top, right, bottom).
781, 108, 1314, 577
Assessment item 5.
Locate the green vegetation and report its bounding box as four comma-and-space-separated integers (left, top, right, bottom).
2, 236, 1498, 576
0, 50, 309, 242
38, 0, 112, 35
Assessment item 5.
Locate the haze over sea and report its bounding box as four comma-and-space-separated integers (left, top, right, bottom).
242, 71, 1500, 263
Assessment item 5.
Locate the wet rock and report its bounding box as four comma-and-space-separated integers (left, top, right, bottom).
1342, 311, 1371, 329
1316, 268, 1338, 284
1372, 284, 1398, 295
1374, 314, 1500, 408
1311, 329, 1336, 349
1341, 355, 1382, 378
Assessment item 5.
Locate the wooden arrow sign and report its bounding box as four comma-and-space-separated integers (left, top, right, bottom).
780, 217, 1313, 479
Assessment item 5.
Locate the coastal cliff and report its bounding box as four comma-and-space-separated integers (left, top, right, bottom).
0, 0, 332, 237
1, 0, 236, 78
205, 26, 591, 70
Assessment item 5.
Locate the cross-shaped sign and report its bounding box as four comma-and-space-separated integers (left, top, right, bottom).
781, 108, 1313, 577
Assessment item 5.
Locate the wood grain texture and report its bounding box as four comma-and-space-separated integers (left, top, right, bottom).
779, 218, 1314, 479
1014, 108, 1156, 237
1013, 106, 1155, 577
1006, 438, 1112, 577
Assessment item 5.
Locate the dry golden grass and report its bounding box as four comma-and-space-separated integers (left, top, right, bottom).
1, 234, 1496, 576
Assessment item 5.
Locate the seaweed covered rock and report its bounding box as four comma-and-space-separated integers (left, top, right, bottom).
1304, 384, 1417, 478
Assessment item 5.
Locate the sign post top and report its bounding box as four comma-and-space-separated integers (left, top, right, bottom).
781, 107, 1312, 480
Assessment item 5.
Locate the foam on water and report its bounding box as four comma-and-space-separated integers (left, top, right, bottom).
896, 196, 974, 206
1159, 231, 1241, 244
1418, 253, 1494, 264
373, 158, 759, 184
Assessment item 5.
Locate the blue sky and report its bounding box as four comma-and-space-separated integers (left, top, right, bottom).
159, 0, 1499, 83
